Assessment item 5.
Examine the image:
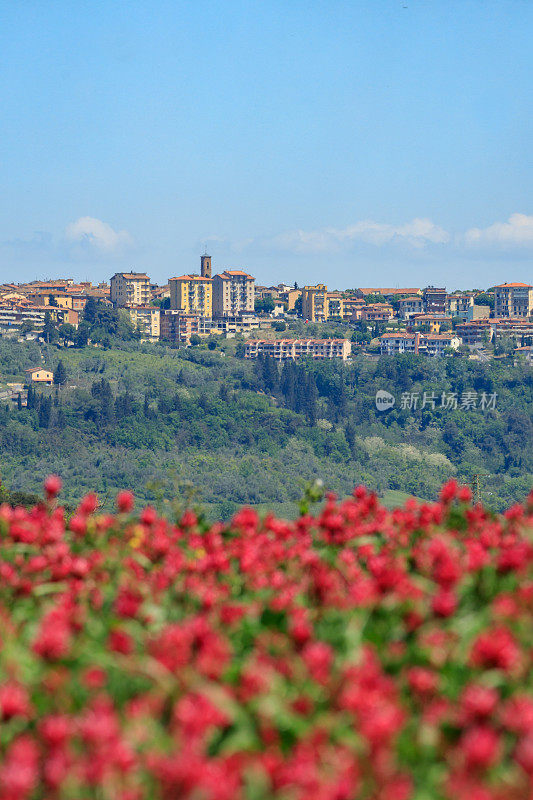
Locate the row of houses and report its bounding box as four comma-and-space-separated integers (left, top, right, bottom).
296, 283, 533, 324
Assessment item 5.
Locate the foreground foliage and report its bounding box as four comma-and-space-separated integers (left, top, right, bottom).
1, 478, 533, 799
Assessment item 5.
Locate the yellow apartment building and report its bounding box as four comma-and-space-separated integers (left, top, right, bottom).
168, 275, 213, 316
302, 284, 329, 321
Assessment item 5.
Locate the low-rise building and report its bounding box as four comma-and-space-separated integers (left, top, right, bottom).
398, 296, 424, 319
25, 368, 53, 385
161, 311, 261, 344
360, 303, 394, 322
408, 314, 452, 333
380, 331, 461, 356
244, 338, 351, 361
494, 283, 533, 318
446, 293, 474, 318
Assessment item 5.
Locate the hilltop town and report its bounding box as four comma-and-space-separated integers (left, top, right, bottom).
1, 257, 532, 366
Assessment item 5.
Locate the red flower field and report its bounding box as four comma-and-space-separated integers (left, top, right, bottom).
0, 478, 532, 799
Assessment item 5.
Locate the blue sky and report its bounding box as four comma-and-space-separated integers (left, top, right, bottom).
0, 0, 532, 289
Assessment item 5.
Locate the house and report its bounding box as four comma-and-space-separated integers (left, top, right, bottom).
25, 368, 54, 385
408, 314, 452, 333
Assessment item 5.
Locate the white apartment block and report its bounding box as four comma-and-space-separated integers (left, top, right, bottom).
212, 271, 255, 317
110, 273, 151, 307
380, 331, 462, 356
245, 338, 351, 361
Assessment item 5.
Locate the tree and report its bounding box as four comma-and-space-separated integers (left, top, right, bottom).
475, 293, 494, 310
42, 311, 59, 343
54, 360, 68, 386
38, 396, 52, 428
58, 323, 76, 344
305, 373, 318, 426
255, 296, 275, 314
189, 334, 201, 346
75, 322, 90, 348
19, 320, 34, 337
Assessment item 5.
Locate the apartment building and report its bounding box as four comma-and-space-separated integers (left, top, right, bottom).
301, 284, 329, 321
398, 296, 424, 320
423, 286, 447, 314
408, 314, 452, 333
27, 291, 88, 313
494, 283, 533, 318
0, 304, 78, 333
244, 338, 351, 361
212, 271, 255, 317
455, 320, 494, 344
110, 273, 151, 307
360, 303, 394, 322
161, 312, 215, 344
380, 331, 461, 356
168, 275, 213, 316
278, 288, 301, 311
446, 294, 474, 318
126, 306, 160, 341
161, 310, 261, 344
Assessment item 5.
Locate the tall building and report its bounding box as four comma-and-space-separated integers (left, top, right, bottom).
200, 253, 212, 279
110, 273, 150, 307
494, 283, 533, 318
212, 270, 255, 317
302, 284, 329, 321
168, 275, 213, 316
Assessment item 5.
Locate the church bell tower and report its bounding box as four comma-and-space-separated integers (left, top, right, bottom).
201, 253, 212, 279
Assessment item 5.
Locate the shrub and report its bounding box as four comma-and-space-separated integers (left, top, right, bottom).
0, 479, 532, 798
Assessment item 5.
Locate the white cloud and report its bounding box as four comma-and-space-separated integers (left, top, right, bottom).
464, 213, 533, 248
65, 216, 133, 254
267, 217, 450, 254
